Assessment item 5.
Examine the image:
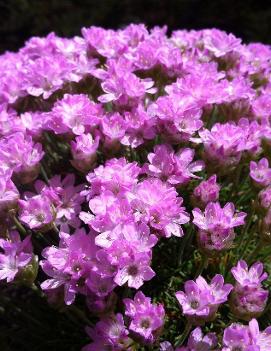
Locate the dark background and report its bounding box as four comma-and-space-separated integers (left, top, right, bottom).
1, 0, 271, 54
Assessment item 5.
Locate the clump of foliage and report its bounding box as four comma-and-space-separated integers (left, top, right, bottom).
0, 25, 271, 351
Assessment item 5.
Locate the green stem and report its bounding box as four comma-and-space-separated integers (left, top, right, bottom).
12, 215, 27, 237
175, 321, 192, 347
262, 299, 271, 317
178, 226, 194, 265
67, 305, 93, 326
40, 163, 49, 184
246, 240, 264, 264
195, 254, 208, 278
233, 164, 242, 192
239, 214, 254, 259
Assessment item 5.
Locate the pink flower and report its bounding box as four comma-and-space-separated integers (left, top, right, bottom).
0, 132, 44, 183
250, 158, 271, 187
40, 229, 97, 305
199, 122, 247, 169
114, 251, 155, 289
131, 179, 190, 237
230, 260, 269, 320
18, 195, 55, 230
176, 274, 232, 324
0, 169, 19, 213
85, 158, 141, 197
193, 175, 220, 207
0, 231, 33, 283
144, 145, 204, 185
203, 29, 242, 58
82, 313, 130, 351
192, 202, 246, 252
70, 133, 100, 172
47, 94, 102, 135
123, 291, 165, 344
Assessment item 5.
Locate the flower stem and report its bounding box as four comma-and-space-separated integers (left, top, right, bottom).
238, 202, 255, 257
178, 225, 194, 265
195, 254, 208, 278
67, 305, 93, 326
175, 321, 192, 347
12, 215, 27, 237
246, 240, 264, 264
40, 163, 49, 184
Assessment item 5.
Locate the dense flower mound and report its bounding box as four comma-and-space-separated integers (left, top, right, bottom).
0, 25, 271, 351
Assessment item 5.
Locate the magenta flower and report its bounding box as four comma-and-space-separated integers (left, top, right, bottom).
131, 179, 190, 237
83, 313, 131, 351
230, 260, 269, 320
86, 271, 115, 298
222, 323, 252, 351
123, 291, 165, 344
0, 231, 33, 283
153, 95, 203, 142
252, 93, 271, 120
0, 169, 19, 213
144, 145, 204, 186
3, 24, 271, 349
193, 175, 220, 208
82, 26, 127, 58
176, 274, 232, 324
18, 195, 55, 231
0, 132, 44, 183
192, 202, 246, 252
114, 251, 155, 289
0, 104, 23, 137
250, 158, 271, 187
20, 111, 47, 139
85, 157, 141, 197
102, 112, 127, 151
165, 70, 224, 107
203, 29, 242, 58
160, 328, 218, 351
173, 148, 204, 185
121, 104, 156, 148
47, 174, 85, 231
186, 327, 217, 351
199, 122, 247, 169
259, 186, 271, 209
231, 260, 268, 288
94, 221, 157, 251
222, 319, 271, 351
143, 144, 176, 181
23, 56, 68, 99
47, 94, 102, 135
98, 64, 156, 104
70, 133, 100, 172
248, 318, 271, 351
40, 229, 97, 305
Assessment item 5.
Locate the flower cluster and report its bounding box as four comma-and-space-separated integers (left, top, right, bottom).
230, 260, 269, 320
176, 274, 232, 325
192, 202, 246, 252
222, 319, 271, 351
143, 144, 204, 186
160, 328, 217, 351
250, 158, 271, 188
0, 231, 36, 284
192, 175, 220, 208
83, 292, 164, 349
0, 24, 271, 350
